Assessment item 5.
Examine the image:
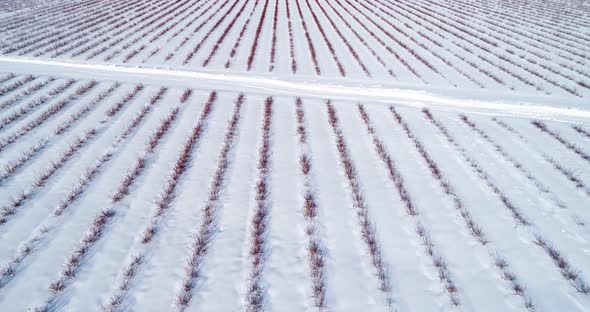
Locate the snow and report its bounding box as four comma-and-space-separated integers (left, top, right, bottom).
1, 56, 589, 121
1, 0, 590, 311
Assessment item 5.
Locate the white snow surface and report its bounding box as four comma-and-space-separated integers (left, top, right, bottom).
0, 70, 587, 312
1, 0, 590, 311
1, 56, 589, 121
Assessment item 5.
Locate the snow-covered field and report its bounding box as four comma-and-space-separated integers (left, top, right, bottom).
2, 0, 590, 96
0, 0, 590, 311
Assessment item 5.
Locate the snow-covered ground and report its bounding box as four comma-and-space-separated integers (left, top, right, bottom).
0, 0, 590, 311
1, 0, 590, 97
0, 70, 588, 312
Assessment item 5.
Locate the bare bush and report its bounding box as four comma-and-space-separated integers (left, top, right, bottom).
244, 97, 274, 312
532, 120, 590, 165
176, 94, 243, 311
104, 92, 218, 312
105, 84, 144, 118
0, 128, 97, 225
415, 108, 587, 293
460, 114, 567, 210
268, 0, 279, 71
573, 125, 590, 139
535, 236, 590, 293
182, 0, 242, 65
327, 102, 394, 308
35, 90, 196, 311
54, 151, 113, 216
0, 138, 48, 183
221, 0, 261, 69
202, 0, 254, 67
113, 87, 167, 146
493, 118, 590, 198
415, 109, 537, 308
0, 75, 35, 97
0, 77, 54, 111
295, 98, 328, 309
283, 0, 298, 73
112, 90, 190, 203
0, 74, 16, 85
55, 82, 120, 135
360, 104, 467, 306
0, 227, 48, 289
413, 108, 528, 225
0, 80, 94, 154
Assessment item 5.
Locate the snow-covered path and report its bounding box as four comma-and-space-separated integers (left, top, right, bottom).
1, 56, 589, 121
